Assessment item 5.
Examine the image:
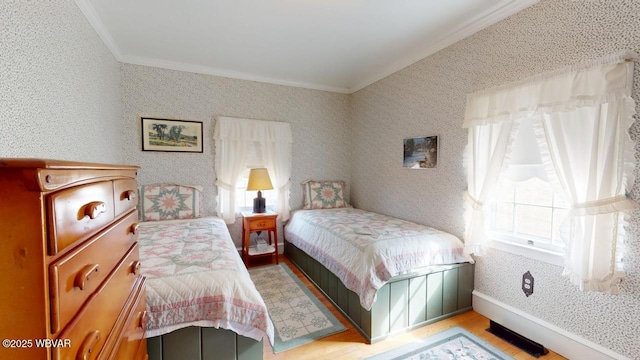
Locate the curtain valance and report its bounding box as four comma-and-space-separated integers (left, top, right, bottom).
215, 117, 292, 143
463, 51, 636, 128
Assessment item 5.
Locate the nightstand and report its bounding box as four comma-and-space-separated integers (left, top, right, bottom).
241, 211, 279, 267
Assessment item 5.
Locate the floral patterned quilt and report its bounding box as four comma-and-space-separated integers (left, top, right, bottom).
138, 217, 274, 344
284, 208, 474, 310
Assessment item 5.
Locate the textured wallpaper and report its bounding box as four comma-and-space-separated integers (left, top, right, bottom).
0, 0, 123, 163
350, 0, 640, 357
120, 64, 351, 247
4, 0, 639, 357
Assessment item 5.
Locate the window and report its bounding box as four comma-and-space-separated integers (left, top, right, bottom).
235, 168, 277, 209
486, 117, 568, 264
226, 140, 277, 209
489, 178, 569, 263
462, 52, 636, 293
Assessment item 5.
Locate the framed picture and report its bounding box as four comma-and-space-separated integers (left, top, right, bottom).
403, 135, 438, 169
141, 117, 203, 153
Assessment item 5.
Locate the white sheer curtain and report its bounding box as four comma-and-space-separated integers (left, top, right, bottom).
463, 51, 637, 293
463, 120, 518, 255
260, 122, 293, 221
536, 101, 636, 293
214, 118, 249, 224
214, 117, 292, 224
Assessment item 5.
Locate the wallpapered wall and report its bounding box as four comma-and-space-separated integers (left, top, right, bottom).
120, 64, 351, 246
0, 1, 123, 163
350, 0, 640, 357
4, 0, 639, 356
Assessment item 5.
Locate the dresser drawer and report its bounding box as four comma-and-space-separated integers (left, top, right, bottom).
246, 217, 276, 230
106, 280, 147, 360
53, 244, 141, 360
114, 179, 138, 218
47, 181, 115, 255
49, 211, 140, 334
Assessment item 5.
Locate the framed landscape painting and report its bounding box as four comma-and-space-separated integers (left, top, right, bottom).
141, 117, 203, 153
403, 135, 438, 169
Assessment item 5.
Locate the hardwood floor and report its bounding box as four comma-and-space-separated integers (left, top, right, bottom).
255, 255, 567, 360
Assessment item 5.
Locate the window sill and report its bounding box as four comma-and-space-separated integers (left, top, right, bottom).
488, 238, 565, 267
236, 205, 276, 216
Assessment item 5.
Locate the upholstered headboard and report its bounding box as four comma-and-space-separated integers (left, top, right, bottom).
138, 183, 203, 221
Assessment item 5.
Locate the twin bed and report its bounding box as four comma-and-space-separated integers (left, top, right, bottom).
284, 207, 475, 343
135, 185, 273, 360
136, 181, 475, 358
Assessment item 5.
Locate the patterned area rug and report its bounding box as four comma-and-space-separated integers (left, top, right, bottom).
248, 263, 347, 353
365, 327, 514, 360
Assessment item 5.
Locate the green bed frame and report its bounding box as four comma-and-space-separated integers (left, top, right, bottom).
284, 238, 474, 343
147, 326, 263, 360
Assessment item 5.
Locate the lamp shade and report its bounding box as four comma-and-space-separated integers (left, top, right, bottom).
246, 168, 274, 191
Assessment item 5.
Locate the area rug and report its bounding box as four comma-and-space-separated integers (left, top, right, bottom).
365, 326, 514, 360
248, 263, 347, 353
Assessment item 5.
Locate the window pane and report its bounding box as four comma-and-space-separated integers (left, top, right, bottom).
236, 167, 277, 208
515, 204, 552, 239
495, 203, 514, 232
553, 192, 571, 208
496, 180, 515, 202
515, 177, 553, 206
490, 172, 565, 254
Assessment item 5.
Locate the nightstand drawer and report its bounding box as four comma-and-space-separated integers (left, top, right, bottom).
247, 217, 276, 230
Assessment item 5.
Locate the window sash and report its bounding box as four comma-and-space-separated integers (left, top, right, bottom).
490, 179, 567, 254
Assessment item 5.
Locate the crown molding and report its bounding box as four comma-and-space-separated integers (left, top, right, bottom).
74, 0, 123, 61
120, 55, 351, 94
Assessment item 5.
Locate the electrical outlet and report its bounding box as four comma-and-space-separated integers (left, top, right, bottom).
522, 271, 534, 297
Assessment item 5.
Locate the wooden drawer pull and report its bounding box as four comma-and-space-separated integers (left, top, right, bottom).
139, 310, 148, 329
124, 190, 136, 201
74, 264, 100, 290
131, 260, 142, 276
130, 223, 140, 235
77, 330, 101, 360
84, 201, 107, 220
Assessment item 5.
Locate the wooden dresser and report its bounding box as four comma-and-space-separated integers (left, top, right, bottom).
0, 158, 147, 360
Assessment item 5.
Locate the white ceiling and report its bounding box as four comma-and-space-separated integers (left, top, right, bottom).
77, 0, 537, 94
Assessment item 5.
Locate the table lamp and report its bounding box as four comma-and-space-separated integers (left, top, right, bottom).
246, 168, 273, 213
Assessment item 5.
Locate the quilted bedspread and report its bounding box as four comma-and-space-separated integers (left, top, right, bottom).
284, 208, 474, 310
138, 217, 274, 344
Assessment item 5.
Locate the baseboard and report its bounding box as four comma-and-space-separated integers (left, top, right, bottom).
473, 291, 630, 360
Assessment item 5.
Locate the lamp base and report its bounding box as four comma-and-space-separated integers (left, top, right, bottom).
253, 191, 266, 213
